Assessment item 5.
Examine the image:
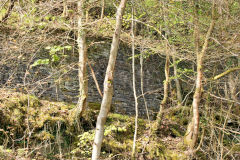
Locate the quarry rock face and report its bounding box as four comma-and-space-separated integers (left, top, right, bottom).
0, 42, 164, 118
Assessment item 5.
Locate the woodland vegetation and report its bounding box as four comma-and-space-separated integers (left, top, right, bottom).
0, 0, 239, 159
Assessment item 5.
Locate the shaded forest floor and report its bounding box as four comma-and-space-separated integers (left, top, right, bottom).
0, 89, 239, 160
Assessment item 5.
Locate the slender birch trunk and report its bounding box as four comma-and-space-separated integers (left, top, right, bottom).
76, 0, 88, 119
91, 0, 127, 159
131, 2, 138, 158
185, 0, 216, 151
101, 0, 105, 20
140, 47, 150, 122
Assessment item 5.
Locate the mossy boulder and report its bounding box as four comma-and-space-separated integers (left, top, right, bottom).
0, 89, 189, 160
165, 106, 190, 126
88, 102, 101, 110
88, 101, 115, 112
0, 89, 96, 150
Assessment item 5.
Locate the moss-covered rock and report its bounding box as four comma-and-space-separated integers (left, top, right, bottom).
0, 89, 190, 160
165, 106, 190, 126
88, 102, 101, 110
0, 89, 97, 158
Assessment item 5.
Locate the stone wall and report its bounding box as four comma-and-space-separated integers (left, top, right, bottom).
0, 42, 165, 118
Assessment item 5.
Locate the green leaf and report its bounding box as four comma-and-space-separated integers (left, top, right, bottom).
64, 45, 72, 50
51, 54, 60, 62
31, 59, 49, 67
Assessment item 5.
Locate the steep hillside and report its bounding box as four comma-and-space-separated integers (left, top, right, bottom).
0, 89, 190, 160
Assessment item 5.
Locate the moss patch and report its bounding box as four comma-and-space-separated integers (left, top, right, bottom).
0, 89, 96, 159
0, 89, 189, 160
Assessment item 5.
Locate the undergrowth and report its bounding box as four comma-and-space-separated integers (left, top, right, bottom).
1, 89, 238, 159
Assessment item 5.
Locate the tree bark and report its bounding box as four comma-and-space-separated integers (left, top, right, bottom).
154, 0, 170, 130
185, 0, 200, 146
76, 0, 88, 119
101, 0, 105, 20
172, 51, 182, 105
91, 0, 127, 159
140, 47, 150, 122
156, 41, 170, 128
131, 2, 138, 158
185, 0, 216, 151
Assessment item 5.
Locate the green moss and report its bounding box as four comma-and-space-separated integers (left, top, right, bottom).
108, 113, 131, 122
170, 128, 182, 137
103, 138, 128, 153
145, 135, 166, 159
165, 106, 190, 125
88, 102, 116, 112
232, 144, 240, 152
88, 102, 101, 110
0, 146, 14, 159
176, 141, 188, 151
0, 89, 196, 159
0, 89, 78, 149
165, 150, 187, 160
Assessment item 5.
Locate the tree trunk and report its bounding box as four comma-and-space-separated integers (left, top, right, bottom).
154, 0, 170, 130
76, 0, 88, 119
101, 0, 105, 20
185, 0, 216, 151
156, 41, 170, 128
131, 3, 138, 158
91, 0, 127, 159
140, 47, 150, 122
172, 51, 182, 105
